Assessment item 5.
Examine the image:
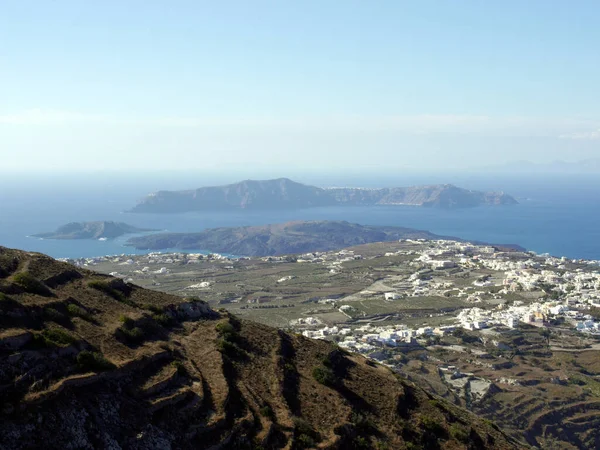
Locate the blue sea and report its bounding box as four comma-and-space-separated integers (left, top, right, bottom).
1, 171, 599, 260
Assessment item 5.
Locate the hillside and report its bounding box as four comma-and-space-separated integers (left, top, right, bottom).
125, 220, 525, 256
0, 246, 523, 449
33, 221, 156, 240
125, 220, 450, 255
128, 178, 518, 213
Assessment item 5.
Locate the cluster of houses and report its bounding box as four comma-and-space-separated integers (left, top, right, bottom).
61, 251, 231, 269
293, 238, 600, 349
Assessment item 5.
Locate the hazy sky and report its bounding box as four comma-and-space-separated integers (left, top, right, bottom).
1, 0, 599, 172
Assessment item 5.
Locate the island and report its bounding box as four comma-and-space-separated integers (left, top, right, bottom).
125, 220, 524, 256
33, 221, 157, 240
128, 178, 518, 213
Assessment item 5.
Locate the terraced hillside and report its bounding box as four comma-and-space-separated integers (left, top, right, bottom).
0, 246, 523, 449
398, 327, 600, 450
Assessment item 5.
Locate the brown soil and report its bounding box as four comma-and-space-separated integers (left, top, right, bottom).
0, 246, 525, 449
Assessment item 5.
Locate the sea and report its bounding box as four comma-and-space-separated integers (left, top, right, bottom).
1, 171, 599, 261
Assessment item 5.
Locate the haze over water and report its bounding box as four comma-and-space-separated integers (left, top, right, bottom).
1, 172, 599, 261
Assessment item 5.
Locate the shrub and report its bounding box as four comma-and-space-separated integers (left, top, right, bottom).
77, 350, 116, 372
351, 412, 376, 434
0, 293, 19, 311
449, 424, 469, 443
119, 315, 134, 326
296, 434, 315, 448
29, 333, 51, 349
171, 360, 187, 375
88, 280, 132, 304
215, 320, 246, 357
13, 272, 53, 296
152, 313, 173, 327
312, 366, 336, 386
41, 328, 77, 346
259, 405, 275, 420
215, 321, 236, 337
119, 326, 145, 343
143, 303, 163, 314
66, 304, 93, 322
293, 417, 320, 448
216, 338, 244, 356
420, 415, 447, 438
0, 255, 18, 278
353, 437, 370, 449
44, 307, 66, 322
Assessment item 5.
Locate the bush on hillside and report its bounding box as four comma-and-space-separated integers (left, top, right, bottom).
41, 328, 77, 347
77, 350, 116, 372
67, 304, 94, 322
13, 272, 53, 296
312, 366, 336, 386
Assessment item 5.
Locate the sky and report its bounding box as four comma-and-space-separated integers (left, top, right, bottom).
1, 0, 599, 173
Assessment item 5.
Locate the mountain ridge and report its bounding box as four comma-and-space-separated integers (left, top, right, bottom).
129, 178, 518, 213
125, 220, 526, 256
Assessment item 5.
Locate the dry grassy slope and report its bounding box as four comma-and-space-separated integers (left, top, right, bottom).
0, 247, 525, 450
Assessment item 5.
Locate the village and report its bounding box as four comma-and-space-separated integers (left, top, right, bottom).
291, 239, 600, 356
64, 237, 600, 348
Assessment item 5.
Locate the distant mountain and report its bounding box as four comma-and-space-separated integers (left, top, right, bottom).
126, 220, 525, 256
33, 221, 157, 240
128, 178, 517, 213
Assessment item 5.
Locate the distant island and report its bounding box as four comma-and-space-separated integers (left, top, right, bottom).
128, 178, 518, 213
33, 221, 157, 240
126, 220, 524, 256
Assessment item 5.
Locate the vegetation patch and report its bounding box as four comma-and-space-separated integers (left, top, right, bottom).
449, 423, 469, 443
117, 324, 145, 344
0, 293, 20, 311
43, 307, 67, 322
143, 303, 164, 314
116, 315, 148, 344
77, 350, 116, 372
151, 312, 174, 327
215, 320, 246, 358
66, 303, 94, 322
312, 352, 339, 387
259, 405, 275, 420
171, 360, 187, 376
420, 414, 447, 438
28, 328, 78, 348
350, 411, 377, 435
293, 417, 321, 449
12, 272, 53, 297
88, 279, 134, 305
312, 365, 337, 386
0, 255, 18, 278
